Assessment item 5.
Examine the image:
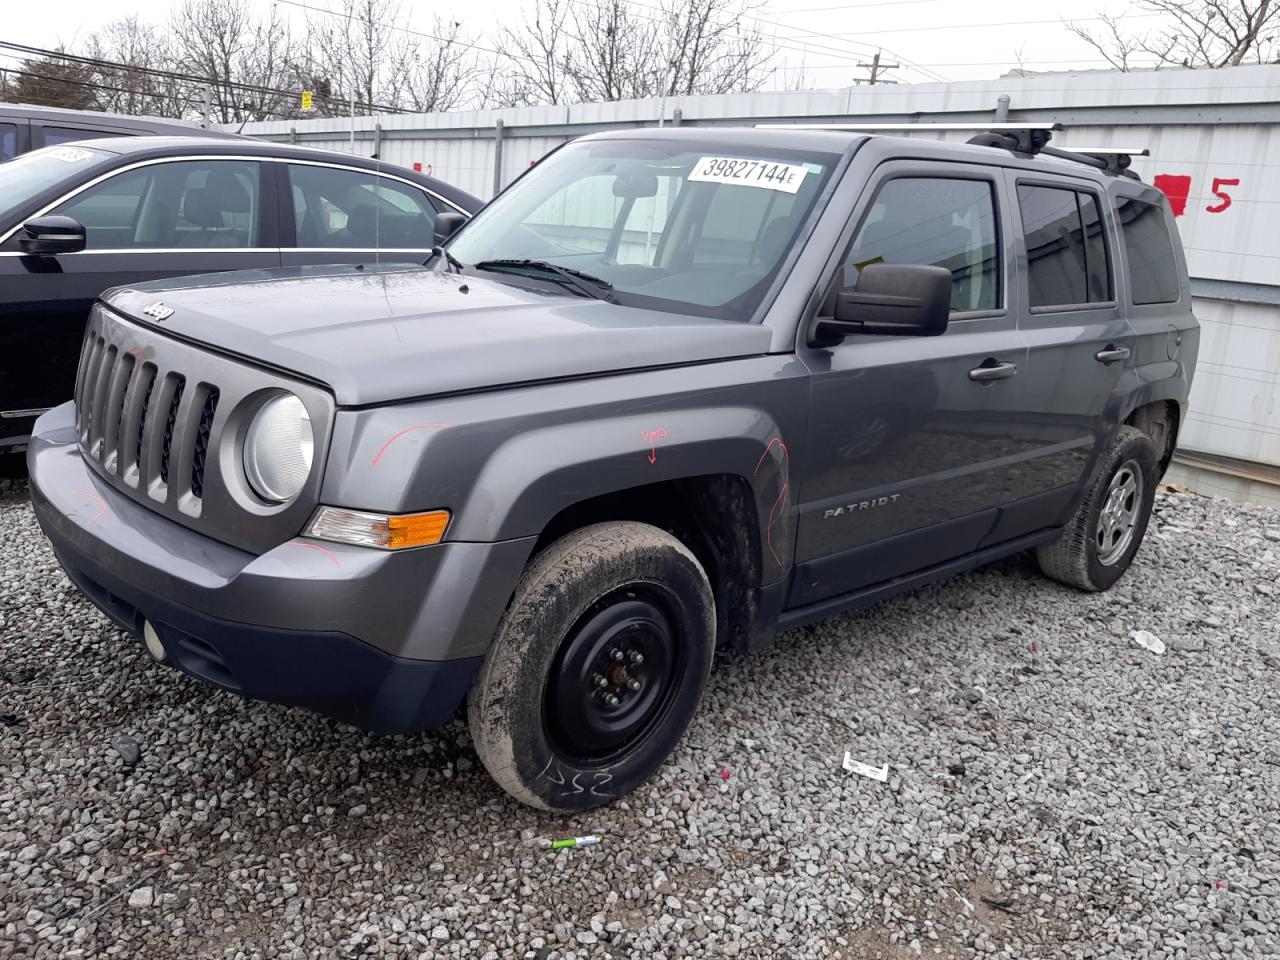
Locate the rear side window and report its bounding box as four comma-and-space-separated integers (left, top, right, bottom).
841, 177, 1000, 312
41, 126, 118, 148
1116, 197, 1181, 305
287, 164, 437, 249
1018, 184, 1113, 308
0, 123, 17, 161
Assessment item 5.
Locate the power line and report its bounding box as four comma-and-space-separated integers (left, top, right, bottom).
826, 12, 1166, 37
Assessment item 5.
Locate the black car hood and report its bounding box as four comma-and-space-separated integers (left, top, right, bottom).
103, 265, 773, 406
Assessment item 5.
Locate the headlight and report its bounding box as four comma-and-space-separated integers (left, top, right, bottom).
243, 393, 313, 502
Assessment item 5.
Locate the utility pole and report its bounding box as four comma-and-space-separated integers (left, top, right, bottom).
856, 50, 899, 86
200, 83, 212, 129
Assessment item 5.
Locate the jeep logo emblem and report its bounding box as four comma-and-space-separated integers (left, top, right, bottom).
142, 301, 174, 322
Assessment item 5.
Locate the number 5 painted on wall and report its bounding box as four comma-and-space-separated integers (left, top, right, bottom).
1206, 177, 1240, 213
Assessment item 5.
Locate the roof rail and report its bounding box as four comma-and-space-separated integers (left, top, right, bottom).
1060, 146, 1150, 178
754, 122, 1060, 132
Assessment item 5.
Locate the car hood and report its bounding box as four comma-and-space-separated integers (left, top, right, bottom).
102, 264, 774, 406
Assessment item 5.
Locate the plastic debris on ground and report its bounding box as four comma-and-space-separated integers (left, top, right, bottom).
1129, 630, 1166, 655
842, 752, 889, 782
551, 835, 603, 850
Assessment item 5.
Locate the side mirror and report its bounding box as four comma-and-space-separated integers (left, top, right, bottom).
433, 211, 466, 246
19, 215, 87, 256
812, 263, 951, 344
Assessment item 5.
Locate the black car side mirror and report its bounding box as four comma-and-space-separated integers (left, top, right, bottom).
19, 215, 87, 256
433, 211, 466, 246
812, 263, 951, 345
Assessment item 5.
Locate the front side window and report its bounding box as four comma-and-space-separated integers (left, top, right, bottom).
287, 164, 437, 249
1018, 184, 1113, 308
1116, 197, 1181, 305
51, 159, 260, 249
42, 126, 117, 148
447, 139, 837, 320
840, 176, 1000, 313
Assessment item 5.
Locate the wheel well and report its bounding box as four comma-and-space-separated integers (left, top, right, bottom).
533, 475, 763, 651
1126, 400, 1180, 474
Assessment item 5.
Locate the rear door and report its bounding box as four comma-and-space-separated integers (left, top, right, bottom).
0, 157, 279, 437
279, 161, 446, 267
792, 161, 1028, 607
990, 173, 1133, 543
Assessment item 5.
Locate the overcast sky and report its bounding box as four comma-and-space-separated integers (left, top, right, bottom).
2, 0, 1150, 89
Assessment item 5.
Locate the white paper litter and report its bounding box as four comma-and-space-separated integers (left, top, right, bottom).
842, 752, 889, 782
1130, 630, 1166, 655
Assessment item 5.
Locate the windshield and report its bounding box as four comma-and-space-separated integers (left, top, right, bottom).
0, 145, 114, 223
448, 138, 838, 320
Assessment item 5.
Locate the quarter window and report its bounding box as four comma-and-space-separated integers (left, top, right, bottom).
1018, 184, 1113, 308
1116, 197, 1181, 305
287, 164, 438, 249
0, 123, 17, 161
841, 177, 1000, 313
41, 126, 117, 147
51, 160, 261, 249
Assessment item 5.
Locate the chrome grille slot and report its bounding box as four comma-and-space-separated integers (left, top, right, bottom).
120, 362, 156, 487
86, 344, 118, 460
76, 335, 106, 441
158, 375, 186, 486
190, 388, 220, 500
102, 351, 136, 475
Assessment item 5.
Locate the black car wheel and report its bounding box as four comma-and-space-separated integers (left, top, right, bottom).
1037, 425, 1159, 592
468, 521, 715, 811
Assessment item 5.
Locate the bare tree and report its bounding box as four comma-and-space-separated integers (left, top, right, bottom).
404, 17, 483, 113
85, 16, 186, 118
169, 0, 297, 123
1068, 1, 1280, 70
499, 0, 575, 106
659, 0, 776, 96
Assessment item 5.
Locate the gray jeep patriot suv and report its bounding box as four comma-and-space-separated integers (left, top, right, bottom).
28, 125, 1197, 811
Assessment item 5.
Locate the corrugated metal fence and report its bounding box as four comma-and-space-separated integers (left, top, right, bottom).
239, 65, 1280, 505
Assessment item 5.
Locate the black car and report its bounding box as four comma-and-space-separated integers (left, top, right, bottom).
0, 103, 233, 162
0, 136, 482, 451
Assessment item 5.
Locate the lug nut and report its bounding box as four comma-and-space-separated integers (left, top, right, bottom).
603, 693, 620, 706
610, 648, 625, 661
627, 678, 641, 691
629, 651, 644, 665
593, 674, 608, 689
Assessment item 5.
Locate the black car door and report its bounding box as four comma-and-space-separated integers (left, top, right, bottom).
0, 157, 279, 445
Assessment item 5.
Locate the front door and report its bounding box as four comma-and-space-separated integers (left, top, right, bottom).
0, 158, 278, 444
793, 164, 1026, 607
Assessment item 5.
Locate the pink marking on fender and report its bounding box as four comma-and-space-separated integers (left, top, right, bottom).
754, 436, 790, 476
765, 481, 790, 567
71, 489, 107, 526
642, 427, 669, 464
370, 423, 451, 467
282, 541, 342, 567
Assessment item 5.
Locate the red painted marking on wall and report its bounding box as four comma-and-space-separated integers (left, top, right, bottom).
1153, 174, 1192, 217
71, 489, 107, 526
765, 481, 790, 568
370, 423, 451, 467
1206, 177, 1240, 213
412, 162, 422, 172
282, 541, 342, 567
753, 436, 790, 476
642, 427, 668, 464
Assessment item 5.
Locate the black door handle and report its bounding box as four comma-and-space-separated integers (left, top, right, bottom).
1095, 344, 1131, 364
968, 360, 1018, 382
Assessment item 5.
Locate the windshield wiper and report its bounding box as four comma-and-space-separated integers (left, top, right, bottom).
473, 258, 618, 303
428, 246, 465, 273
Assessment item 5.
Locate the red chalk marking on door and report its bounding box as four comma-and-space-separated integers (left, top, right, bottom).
754, 436, 789, 476
1153, 174, 1191, 217
642, 427, 668, 463
371, 423, 451, 467
71, 489, 107, 526
282, 541, 342, 567
764, 481, 790, 567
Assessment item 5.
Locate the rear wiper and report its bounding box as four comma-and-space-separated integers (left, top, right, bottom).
473, 258, 618, 303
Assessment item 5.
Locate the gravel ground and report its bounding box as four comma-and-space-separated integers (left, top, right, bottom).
2, 478, 1279, 960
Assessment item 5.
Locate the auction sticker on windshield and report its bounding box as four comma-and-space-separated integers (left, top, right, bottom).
49, 147, 96, 164
689, 157, 810, 194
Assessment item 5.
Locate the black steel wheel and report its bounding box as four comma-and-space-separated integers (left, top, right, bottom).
468, 522, 715, 811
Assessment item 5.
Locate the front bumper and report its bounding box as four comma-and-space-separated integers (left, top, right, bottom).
27, 403, 536, 734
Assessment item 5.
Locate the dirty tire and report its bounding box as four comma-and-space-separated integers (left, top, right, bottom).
1037, 425, 1159, 592
467, 521, 716, 812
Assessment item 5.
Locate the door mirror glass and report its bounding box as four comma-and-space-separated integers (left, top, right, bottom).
815, 263, 951, 342
18, 215, 87, 255
434, 210, 466, 246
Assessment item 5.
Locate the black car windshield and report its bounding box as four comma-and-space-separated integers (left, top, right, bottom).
0, 144, 114, 223
447, 138, 839, 320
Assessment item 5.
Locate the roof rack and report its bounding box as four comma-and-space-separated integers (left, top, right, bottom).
1059, 146, 1150, 178
754, 122, 1060, 132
